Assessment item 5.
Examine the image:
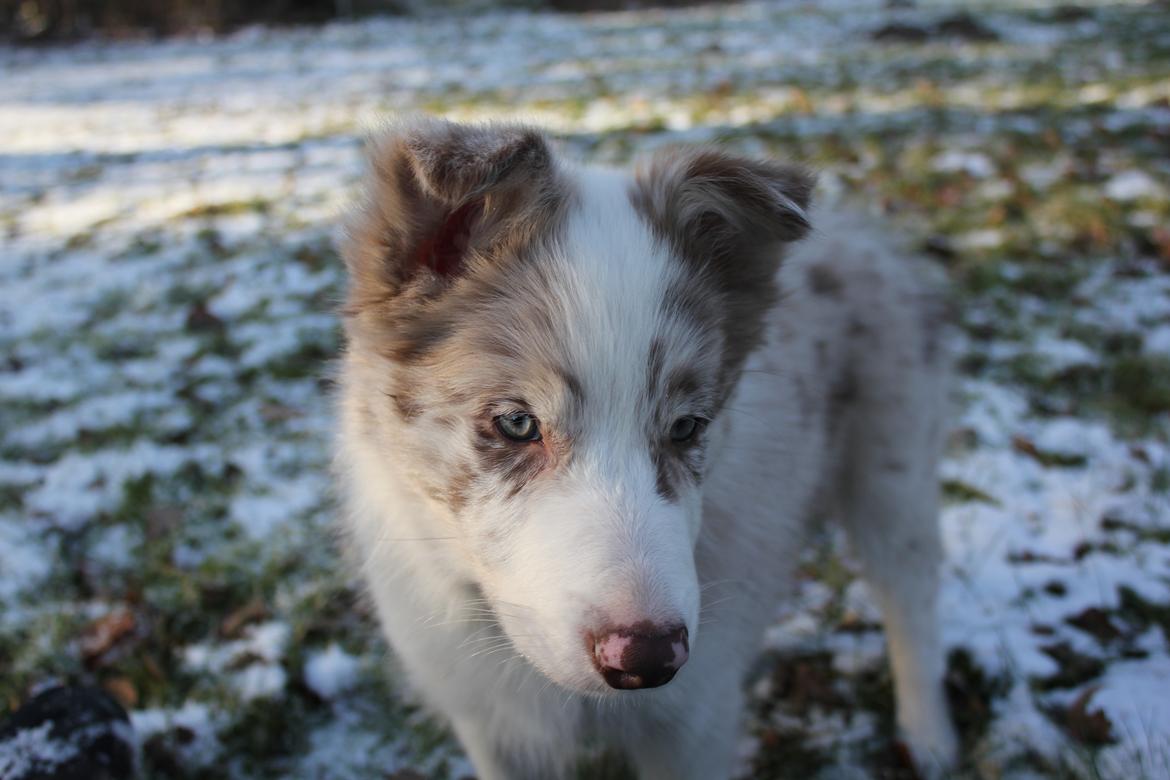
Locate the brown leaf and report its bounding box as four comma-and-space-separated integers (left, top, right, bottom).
220, 597, 269, 639
708, 79, 734, 98
1037, 643, 1105, 690
937, 184, 964, 208
1012, 435, 1041, 459
185, 301, 224, 333
1065, 607, 1122, 643
145, 506, 182, 541
143, 654, 165, 681
769, 653, 846, 711
790, 87, 814, 114
1012, 435, 1087, 468
1152, 227, 1170, 265
260, 403, 302, 423
888, 739, 923, 780
1062, 686, 1116, 746
80, 608, 136, 664
103, 676, 138, 708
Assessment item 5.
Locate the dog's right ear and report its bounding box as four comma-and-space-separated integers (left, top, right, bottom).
631, 147, 815, 269
631, 148, 816, 386
342, 118, 560, 309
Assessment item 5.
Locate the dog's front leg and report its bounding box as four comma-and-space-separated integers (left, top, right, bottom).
448, 718, 518, 780
625, 689, 742, 780
450, 716, 569, 780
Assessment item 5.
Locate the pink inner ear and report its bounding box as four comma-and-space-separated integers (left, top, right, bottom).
416, 200, 483, 279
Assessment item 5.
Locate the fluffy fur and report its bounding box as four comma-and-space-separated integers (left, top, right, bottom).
334, 117, 958, 779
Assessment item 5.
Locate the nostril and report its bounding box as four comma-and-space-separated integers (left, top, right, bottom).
592, 623, 689, 690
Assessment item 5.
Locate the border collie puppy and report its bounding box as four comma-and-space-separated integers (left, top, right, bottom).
335, 117, 957, 779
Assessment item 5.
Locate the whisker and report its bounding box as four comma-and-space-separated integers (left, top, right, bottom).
467, 645, 516, 661
700, 595, 737, 611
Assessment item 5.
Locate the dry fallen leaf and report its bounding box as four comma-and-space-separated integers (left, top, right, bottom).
220, 597, 270, 639
80, 608, 136, 665
103, 676, 139, 708
1062, 686, 1116, 746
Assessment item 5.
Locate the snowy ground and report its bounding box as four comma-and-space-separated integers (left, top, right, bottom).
2, 0, 1170, 777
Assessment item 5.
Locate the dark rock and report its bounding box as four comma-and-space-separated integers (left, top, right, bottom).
871, 12, 1000, 44
871, 22, 930, 43
936, 13, 1000, 42
0, 686, 135, 780
1047, 5, 1094, 24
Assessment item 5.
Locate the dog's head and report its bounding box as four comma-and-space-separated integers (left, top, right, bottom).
341, 118, 813, 694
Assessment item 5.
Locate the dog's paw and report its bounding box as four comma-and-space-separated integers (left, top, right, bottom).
901, 718, 959, 778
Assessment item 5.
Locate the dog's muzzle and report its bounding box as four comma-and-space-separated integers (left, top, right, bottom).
591, 624, 689, 690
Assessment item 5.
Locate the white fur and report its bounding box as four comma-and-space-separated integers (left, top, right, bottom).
336, 160, 958, 778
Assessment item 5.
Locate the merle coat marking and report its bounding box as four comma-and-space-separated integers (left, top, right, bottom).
335, 117, 957, 779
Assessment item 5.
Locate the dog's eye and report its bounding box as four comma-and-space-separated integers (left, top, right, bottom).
669, 416, 702, 443
495, 412, 541, 442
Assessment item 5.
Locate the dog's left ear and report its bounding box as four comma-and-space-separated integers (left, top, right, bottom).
631, 147, 815, 271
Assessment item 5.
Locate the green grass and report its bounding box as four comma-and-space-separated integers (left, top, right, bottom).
3, 1, 1170, 777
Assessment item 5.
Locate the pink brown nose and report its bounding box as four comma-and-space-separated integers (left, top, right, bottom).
592, 624, 689, 690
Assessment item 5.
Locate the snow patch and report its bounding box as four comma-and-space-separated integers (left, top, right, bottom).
1104, 170, 1165, 201
304, 644, 361, 700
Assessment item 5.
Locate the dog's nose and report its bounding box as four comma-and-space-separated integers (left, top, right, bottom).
592, 624, 689, 690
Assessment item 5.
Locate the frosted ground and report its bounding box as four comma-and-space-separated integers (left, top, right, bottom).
2, 0, 1169, 777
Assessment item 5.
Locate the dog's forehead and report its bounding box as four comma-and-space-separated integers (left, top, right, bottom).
411, 163, 722, 430
561, 168, 684, 346
545, 167, 717, 409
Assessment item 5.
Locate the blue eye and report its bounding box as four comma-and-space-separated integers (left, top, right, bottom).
669, 416, 701, 442
495, 412, 541, 442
